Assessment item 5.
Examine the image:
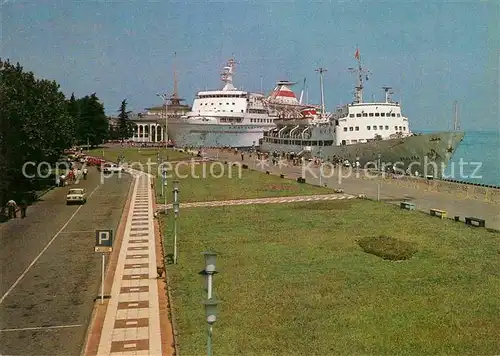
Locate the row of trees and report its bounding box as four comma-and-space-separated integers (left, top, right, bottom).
0, 59, 136, 207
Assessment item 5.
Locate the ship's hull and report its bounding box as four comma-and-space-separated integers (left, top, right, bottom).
168, 122, 272, 148
260, 131, 465, 177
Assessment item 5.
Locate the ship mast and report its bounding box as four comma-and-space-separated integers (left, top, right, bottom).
348, 48, 370, 104
169, 52, 185, 106
453, 100, 460, 131
299, 77, 306, 104
221, 58, 237, 91
315, 67, 327, 116
173, 52, 179, 99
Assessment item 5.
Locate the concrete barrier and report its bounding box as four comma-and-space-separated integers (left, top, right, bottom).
378, 175, 500, 203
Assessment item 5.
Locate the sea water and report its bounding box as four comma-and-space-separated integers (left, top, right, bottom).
443, 130, 499, 186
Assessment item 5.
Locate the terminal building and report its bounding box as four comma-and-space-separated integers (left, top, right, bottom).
128, 92, 190, 143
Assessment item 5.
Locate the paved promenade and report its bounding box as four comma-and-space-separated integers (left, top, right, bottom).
91, 171, 168, 356
206, 150, 500, 230
158, 193, 356, 211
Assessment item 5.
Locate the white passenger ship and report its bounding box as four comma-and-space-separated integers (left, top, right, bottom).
167, 58, 275, 148
260, 57, 465, 177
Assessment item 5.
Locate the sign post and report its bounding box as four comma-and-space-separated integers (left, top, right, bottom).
95, 229, 113, 304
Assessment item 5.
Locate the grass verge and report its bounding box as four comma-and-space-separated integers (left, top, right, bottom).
87, 147, 192, 165
162, 199, 500, 355
155, 162, 332, 203
87, 148, 331, 202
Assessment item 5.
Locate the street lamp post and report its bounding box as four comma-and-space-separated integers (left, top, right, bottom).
159, 156, 164, 197
319, 147, 323, 187
200, 252, 217, 298
172, 180, 180, 264
173, 202, 179, 264
200, 252, 219, 356
163, 171, 167, 215
377, 154, 381, 201
202, 299, 219, 356
157, 93, 169, 150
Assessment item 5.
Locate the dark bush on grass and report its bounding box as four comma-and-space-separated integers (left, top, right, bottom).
358, 235, 417, 261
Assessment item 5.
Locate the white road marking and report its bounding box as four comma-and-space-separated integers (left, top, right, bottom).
0, 324, 83, 332
0, 184, 101, 305
58, 230, 96, 234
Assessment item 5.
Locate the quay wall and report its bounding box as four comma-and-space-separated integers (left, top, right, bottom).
381, 176, 500, 203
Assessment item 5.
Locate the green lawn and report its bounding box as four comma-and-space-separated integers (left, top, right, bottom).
155, 162, 332, 203
86, 147, 192, 166
162, 200, 500, 355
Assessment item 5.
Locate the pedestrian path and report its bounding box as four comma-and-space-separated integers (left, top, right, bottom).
158, 193, 356, 211
96, 172, 163, 355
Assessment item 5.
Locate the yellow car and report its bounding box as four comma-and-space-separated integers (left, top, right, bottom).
66, 188, 87, 205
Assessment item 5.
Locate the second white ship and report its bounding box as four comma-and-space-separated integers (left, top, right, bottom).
168, 58, 275, 148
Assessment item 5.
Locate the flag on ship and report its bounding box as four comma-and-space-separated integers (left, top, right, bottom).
355, 48, 360, 60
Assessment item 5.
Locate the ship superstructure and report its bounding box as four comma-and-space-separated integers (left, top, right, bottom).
260, 52, 464, 177
167, 58, 275, 148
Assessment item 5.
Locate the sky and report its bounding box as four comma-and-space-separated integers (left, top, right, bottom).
2, 0, 499, 132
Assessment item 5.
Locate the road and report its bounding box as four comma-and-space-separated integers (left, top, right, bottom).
206, 149, 500, 230
0, 167, 131, 356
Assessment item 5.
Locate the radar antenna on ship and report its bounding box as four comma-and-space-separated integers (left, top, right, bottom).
348, 47, 371, 104
382, 86, 393, 103
221, 58, 237, 91
315, 68, 327, 117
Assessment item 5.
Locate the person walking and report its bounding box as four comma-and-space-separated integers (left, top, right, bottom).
19, 199, 27, 218
6, 199, 17, 219
83, 167, 88, 180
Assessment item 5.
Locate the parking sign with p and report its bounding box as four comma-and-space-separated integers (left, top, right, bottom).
95, 229, 113, 252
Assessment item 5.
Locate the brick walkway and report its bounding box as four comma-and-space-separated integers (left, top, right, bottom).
158, 193, 356, 211
95, 172, 164, 355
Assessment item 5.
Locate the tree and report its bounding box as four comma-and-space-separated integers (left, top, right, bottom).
117, 99, 135, 141
75, 93, 109, 146
107, 121, 120, 141
0, 59, 74, 207
66, 93, 79, 145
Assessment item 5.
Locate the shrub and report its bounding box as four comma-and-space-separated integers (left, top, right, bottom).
358, 235, 417, 261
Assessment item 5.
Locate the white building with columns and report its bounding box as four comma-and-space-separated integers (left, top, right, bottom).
129, 96, 190, 143
129, 113, 166, 143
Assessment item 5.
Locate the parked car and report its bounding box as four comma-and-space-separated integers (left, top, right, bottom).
103, 163, 125, 174
66, 188, 87, 205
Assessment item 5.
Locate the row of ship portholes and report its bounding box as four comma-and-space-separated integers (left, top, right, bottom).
348, 113, 401, 118
343, 125, 407, 132
250, 118, 273, 123
264, 138, 335, 146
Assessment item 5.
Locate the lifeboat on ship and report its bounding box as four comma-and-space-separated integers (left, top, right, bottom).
301, 107, 317, 118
